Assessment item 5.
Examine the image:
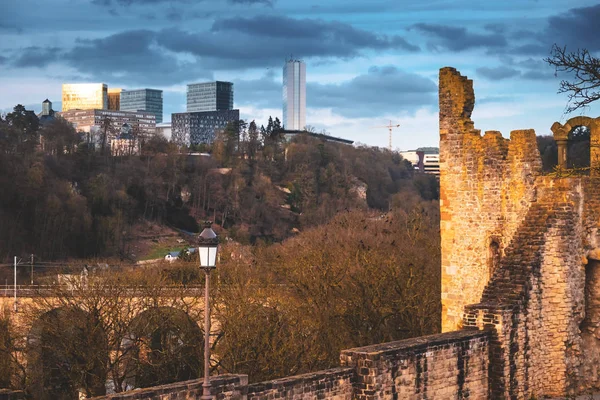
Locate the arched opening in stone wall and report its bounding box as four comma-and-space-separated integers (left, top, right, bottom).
27, 307, 108, 400
567, 126, 591, 169
121, 306, 203, 390
488, 238, 501, 281
551, 116, 600, 172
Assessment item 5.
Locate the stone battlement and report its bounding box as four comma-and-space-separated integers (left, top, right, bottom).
88, 330, 490, 400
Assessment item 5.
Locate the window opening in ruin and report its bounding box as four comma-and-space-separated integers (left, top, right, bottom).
567, 125, 591, 169
488, 239, 501, 280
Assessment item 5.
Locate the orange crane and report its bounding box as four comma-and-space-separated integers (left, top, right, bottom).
371, 121, 400, 151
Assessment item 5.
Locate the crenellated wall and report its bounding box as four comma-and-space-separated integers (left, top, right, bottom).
341, 330, 489, 400
91, 331, 490, 400
441, 66, 600, 398
439, 67, 541, 333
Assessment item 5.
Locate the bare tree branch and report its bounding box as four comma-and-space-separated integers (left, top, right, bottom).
545, 44, 600, 113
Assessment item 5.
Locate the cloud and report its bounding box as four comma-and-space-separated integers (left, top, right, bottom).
155, 16, 418, 70
232, 66, 436, 120
476, 66, 520, 80
410, 23, 507, 52
211, 15, 418, 52
546, 4, 600, 51
234, 71, 281, 109
6, 12, 418, 86
12, 47, 62, 68
62, 30, 210, 85
308, 66, 437, 118
92, 0, 273, 6
229, 0, 273, 5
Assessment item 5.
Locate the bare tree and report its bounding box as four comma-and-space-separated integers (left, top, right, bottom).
545, 44, 600, 113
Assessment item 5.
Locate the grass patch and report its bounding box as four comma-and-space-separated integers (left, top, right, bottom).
141, 244, 182, 261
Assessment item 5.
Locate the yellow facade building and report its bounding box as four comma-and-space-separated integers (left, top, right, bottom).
61, 83, 108, 112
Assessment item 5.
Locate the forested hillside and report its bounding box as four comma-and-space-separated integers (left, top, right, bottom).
0, 106, 439, 261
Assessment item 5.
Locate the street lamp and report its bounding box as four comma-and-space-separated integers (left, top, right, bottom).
198, 221, 219, 400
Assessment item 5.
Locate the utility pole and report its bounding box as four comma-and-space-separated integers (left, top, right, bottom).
30, 254, 34, 285
370, 121, 401, 151
14, 256, 17, 312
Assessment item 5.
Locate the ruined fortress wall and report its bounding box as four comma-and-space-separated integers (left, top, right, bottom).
91, 331, 489, 400
439, 67, 542, 332
340, 330, 489, 399
247, 368, 353, 400
92, 374, 248, 400
462, 175, 588, 398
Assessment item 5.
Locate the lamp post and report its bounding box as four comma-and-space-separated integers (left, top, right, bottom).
198, 221, 219, 400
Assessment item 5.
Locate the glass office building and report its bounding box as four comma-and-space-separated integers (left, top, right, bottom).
120, 89, 164, 123
283, 60, 306, 131
62, 83, 108, 112
171, 109, 239, 146
107, 88, 122, 111
186, 81, 233, 113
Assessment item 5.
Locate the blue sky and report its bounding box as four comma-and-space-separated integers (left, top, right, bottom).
1, 0, 599, 150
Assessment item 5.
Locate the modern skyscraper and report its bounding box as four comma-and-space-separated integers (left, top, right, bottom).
171, 109, 239, 146
62, 83, 108, 112
120, 89, 164, 123
283, 59, 306, 131
187, 81, 233, 113
107, 88, 122, 111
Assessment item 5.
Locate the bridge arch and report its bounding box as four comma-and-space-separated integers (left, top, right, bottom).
27, 306, 108, 400
551, 116, 600, 173
122, 306, 203, 389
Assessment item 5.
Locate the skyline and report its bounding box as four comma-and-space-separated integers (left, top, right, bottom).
1, 0, 599, 150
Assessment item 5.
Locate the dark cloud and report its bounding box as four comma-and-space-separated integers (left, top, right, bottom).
153, 16, 418, 70
0, 56, 6, 65
12, 47, 62, 68
228, 0, 273, 5
308, 66, 436, 117
211, 15, 419, 52
63, 30, 210, 85
410, 23, 507, 51
233, 66, 436, 118
6, 12, 418, 85
476, 66, 520, 80
92, 0, 273, 6
546, 4, 600, 51
484, 23, 505, 34
234, 71, 280, 109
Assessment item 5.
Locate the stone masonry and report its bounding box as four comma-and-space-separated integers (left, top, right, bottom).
441, 66, 600, 398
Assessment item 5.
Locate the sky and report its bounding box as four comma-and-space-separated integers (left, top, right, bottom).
1, 0, 599, 150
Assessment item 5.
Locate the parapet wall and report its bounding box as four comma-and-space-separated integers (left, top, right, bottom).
341, 330, 489, 399
247, 368, 353, 400
92, 330, 489, 400
92, 374, 248, 400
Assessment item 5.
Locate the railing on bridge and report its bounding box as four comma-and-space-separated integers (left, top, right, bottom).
0, 284, 206, 298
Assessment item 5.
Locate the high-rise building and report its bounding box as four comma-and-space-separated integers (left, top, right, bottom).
107, 88, 122, 111
186, 81, 233, 113
62, 83, 108, 112
283, 59, 306, 131
120, 89, 164, 123
171, 109, 239, 146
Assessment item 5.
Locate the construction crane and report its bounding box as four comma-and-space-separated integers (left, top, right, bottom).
371, 121, 400, 151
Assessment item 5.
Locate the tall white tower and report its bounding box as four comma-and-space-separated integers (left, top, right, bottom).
283, 59, 306, 131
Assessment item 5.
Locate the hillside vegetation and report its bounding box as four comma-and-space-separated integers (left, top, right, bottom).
0, 107, 439, 261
